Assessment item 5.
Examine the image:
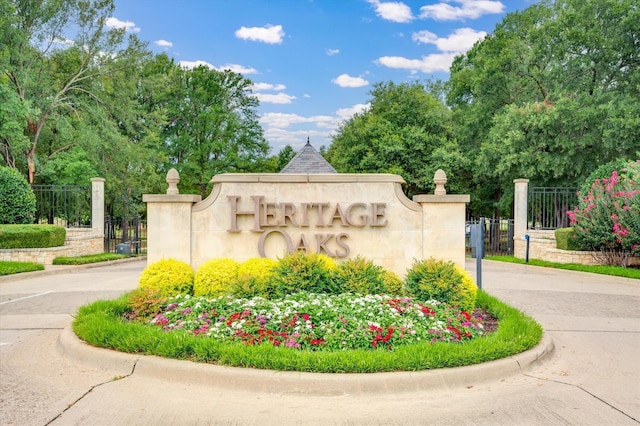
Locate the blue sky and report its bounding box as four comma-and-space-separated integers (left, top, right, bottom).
109, 0, 536, 154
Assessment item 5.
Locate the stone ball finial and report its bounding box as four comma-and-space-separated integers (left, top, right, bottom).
166, 168, 180, 195
434, 169, 447, 195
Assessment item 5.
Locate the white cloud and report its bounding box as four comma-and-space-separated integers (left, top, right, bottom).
419, 0, 504, 21
412, 28, 486, 52
178, 61, 258, 75
367, 0, 413, 23
326, 48, 340, 56
336, 103, 370, 121
155, 39, 173, 48
235, 24, 285, 44
253, 93, 297, 104
376, 53, 457, 73
252, 82, 286, 91
105, 17, 140, 33
52, 36, 74, 46
260, 104, 371, 153
217, 63, 258, 74
331, 74, 369, 88
260, 113, 335, 128
179, 60, 216, 70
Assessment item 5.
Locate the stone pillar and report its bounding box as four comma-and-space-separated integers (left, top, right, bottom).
413, 170, 470, 269
91, 178, 105, 236
513, 179, 529, 258
143, 169, 201, 266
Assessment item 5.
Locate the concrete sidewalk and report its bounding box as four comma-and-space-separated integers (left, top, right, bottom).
1, 259, 638, 425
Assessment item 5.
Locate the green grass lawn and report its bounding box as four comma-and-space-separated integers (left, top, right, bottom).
485, 255, 640, 280
0, 261, 45, 276
52, 253, 128, 265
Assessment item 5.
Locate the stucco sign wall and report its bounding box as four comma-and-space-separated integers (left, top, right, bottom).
144, 172, 469, 277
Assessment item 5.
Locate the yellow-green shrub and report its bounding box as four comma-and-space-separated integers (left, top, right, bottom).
138, 259, 194, 297
382, 270, 404, 295
232, 258, 278, 298
405, 258, 477, 312
316, 254, 338, 271
333, 256, 386, 295
270, 251, 337, 297
194, 258, 240, 297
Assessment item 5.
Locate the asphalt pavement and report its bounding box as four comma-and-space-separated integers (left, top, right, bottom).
0, 258, 638, 425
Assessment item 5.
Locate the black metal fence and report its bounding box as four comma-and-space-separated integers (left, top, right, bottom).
104, 215, 147, 254
528, 187, 579, 230
31, 185, 91, 228
466, 218, 514, 256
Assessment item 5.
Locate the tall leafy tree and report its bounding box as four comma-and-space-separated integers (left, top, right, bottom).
0, 0, 150, 184
163, 65, 269, 196
447, 0, 640, 216
327, 81, 466, 197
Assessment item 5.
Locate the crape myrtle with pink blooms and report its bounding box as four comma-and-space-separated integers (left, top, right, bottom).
567, 160, 640, 258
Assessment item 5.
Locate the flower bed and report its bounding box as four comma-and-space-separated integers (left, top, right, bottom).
74, 289, 539, 373
145, 292, 489, 351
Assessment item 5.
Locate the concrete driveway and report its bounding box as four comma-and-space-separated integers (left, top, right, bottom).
0, 259, 638, 425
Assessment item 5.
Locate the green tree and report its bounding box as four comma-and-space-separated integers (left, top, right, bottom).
447, 0, 640, 216
327, 81, 465, 197
0, 0, 151, 185
276, 144, 295, 171
162, 65, 269, 196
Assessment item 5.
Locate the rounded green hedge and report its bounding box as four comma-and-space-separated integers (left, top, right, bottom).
0, 167, 36, 225
405, 258, 477, 312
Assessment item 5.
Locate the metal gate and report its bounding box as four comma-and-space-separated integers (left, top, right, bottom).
466, 218, 514, 256
31, 184, 91, 227
104, 215, 147, 254
528, 187, 578, 230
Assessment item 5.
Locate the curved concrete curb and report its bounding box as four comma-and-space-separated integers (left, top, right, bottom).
57, 327, 554, 396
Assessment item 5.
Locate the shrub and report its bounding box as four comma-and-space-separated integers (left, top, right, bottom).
125, 288, 168, 322
382, 270, 405, 295
579, 158, 633, 198
139, 259, 194, 297
0, 224, 66, 248
231, 257, 278, 298
316, 254, 338, 271
194, 258, 239, 297
333, 256, 387, 295
568, 160, 640, 263
0, 167, 36, 224
404, 258, 477, 312
270, 251, 337, 297
555, 228, 580, 251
